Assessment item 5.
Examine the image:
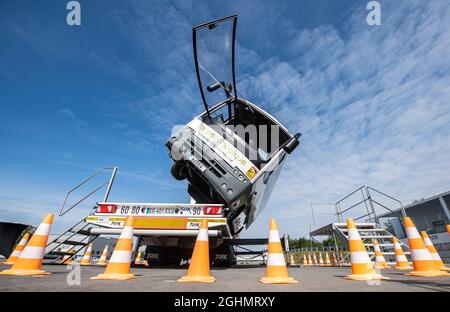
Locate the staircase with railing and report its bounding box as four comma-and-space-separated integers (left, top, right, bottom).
332, 222, 410, 264
44, 167, 117, 264
310, 185, 411, 265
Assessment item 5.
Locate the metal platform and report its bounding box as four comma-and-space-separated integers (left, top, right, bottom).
309, 186, 411, 264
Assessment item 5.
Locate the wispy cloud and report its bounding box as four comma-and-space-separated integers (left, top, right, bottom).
95, 0, 450, 238
2, 1, 449, 240
241, 0, 450, 237
57, 108, 87, 126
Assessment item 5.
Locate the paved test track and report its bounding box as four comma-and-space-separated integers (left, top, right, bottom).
0, 264, 449, 292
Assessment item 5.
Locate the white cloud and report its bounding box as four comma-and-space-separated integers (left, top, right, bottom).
3, 0, 449, 241
115, 0, 450, 239
241, 0, 450, 237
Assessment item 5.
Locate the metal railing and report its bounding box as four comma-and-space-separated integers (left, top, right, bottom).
335, 185, 406, 225
58, 167, 118, 216
366, 186, 406, 218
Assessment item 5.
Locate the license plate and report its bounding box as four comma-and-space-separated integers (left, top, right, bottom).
114, 206, 204, 216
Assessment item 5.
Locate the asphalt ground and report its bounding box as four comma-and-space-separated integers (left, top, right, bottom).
1, 263, 449, 292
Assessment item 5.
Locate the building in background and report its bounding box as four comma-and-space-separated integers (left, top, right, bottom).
379, 190, 450, 263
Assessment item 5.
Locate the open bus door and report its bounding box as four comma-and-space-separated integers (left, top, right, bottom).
193, 15, 237, 118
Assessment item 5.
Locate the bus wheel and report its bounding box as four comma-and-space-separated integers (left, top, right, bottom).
171, 162, 187, 180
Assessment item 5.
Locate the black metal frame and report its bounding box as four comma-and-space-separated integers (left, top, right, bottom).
193, 15, 238, 116
335, 185, 406, 224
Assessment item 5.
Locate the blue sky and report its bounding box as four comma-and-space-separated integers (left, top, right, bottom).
1, 0, 449, 238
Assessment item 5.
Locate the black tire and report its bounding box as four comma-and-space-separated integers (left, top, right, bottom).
171, 162, 187, 180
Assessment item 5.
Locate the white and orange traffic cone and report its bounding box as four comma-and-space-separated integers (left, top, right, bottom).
303, 254, 308, 266
325, 252, 331, 266
134, 250, 141, 265
97, 245, 109, 266
420, 231, 450, 271
260, 219, 298, 284
345, 218, 388, 281
0, 213, 54, 276
307, 253, 312, 265
332, 252, 338, 266
178, 218, 215, 283
403, 217, 449, 277
312, 253, 318, 266
134, 250, 146, 266
91, 217, 136, 280
80, 243, 93, 266
447, 224, 450, 236
392, 236, 412, 270
2, 232, 30, 265
373, 239, 390, 269
61, 247, 75, 265
289, 254, 296, 266
318, 252, 324, 266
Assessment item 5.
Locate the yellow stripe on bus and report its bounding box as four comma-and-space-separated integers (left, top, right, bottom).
88, 216, 226, 228
133, 217, 187, 229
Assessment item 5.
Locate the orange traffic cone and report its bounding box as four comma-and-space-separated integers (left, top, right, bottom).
80, 243, 93, 266
97, 245, 109, 266
373, 239, 390, 269
2, 232, 30, 265
332, 252, 338, 266
289, 254, 296, 265
312, 253, 318, 266
392, 236, 412, 270
420, 231, 450, 271
134, 250, 142, 265
0, 213, 54, 276
91, 217, 135, 280
303, 254, 308, 266
403, 217, 449, 277
318, 252, 324, 266
345, 218, 388, 281
325, 252, 331, 266
178, 218, 215, 283
260, 219, 298, 284
447, 224, 450, 235
307, 253, 312, 265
